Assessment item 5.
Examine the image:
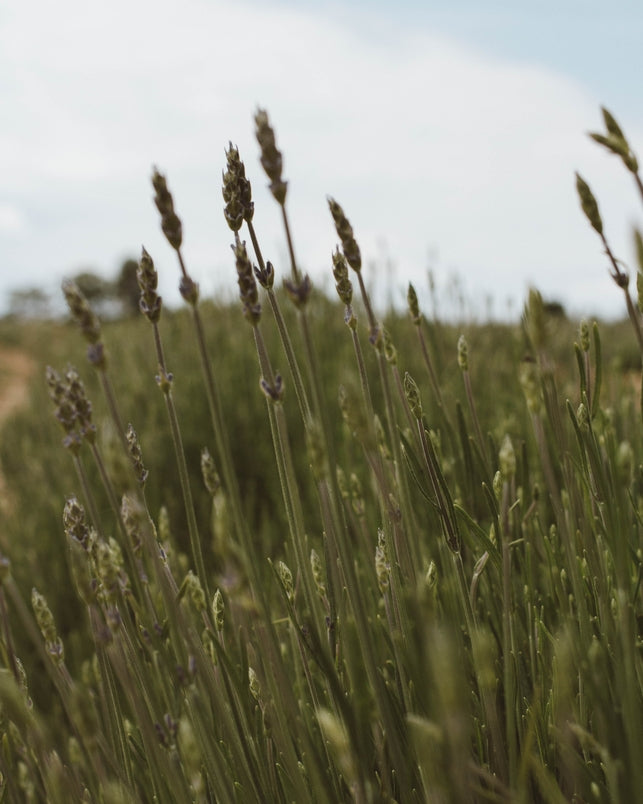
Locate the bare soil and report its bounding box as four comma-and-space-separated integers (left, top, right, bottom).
0, 346, 37, 515
0, 347, 36, 423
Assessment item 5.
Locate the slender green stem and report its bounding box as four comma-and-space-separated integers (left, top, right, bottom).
150, 320, 208, 597
97, 370, 128, 451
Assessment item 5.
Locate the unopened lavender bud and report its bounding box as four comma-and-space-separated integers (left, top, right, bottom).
404, 372, 423, 419
382, 328, 397, 365
493, 470, 502, 500
121, 494, 143, 555
457, 335, 468, 371
32, 588, 64, 666
212, 589, 224, 631
283, 275, 312, 309
65, 367, 96, 444
179, 275, 199, 306
589, 132, 630, 159
63, 496, 93, 550
310, 549, 326, 597
254, 109, 288, 205
46, 366, 77, 440
579, 319, 590, 353
407, 283, 421, 325
635, 230, 643, 312
222, 143, 254, 230
137, 247, 162, 323
181, 571, 206, 613
201, 447, 221, 496
344, 305, 357, 330
519, 357, 543, 416
525, 288, 546, 352
248, 667, 262, 701
499, 434, 516, 481
575, 173, 603, 236
95, 539, 122, 603
601, 107, 626, 141
425, 560, 437, 589
233, 240, 261, 325
151, 169, 183, 250
86, 342, 107, 370
156, 366, 173, 395
276, 560, 294, 602
254, 260, 275, 289
62, 280, 102, 345
126, 424, 148, 486
375, 530, 390, 592
260, 374, 284, 403
595, 108, 638, 172
327, 197, 362, 273
332, 248, 353, 305
316, 709, 355, 784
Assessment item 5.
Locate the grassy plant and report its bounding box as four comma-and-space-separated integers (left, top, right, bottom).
0, 107, 641, 802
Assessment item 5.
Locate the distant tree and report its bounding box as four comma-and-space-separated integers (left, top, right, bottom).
73, 271, 114, 303
8, 287, 51, 319
543, 300, 567, 319
116, 259, 140, 317
69, 270, 124, 319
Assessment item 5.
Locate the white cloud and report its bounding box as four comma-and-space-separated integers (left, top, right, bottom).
0, 204, 27, 235
1, 0, 641, 319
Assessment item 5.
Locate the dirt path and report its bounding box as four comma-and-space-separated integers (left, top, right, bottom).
0, 346, 36, 425
0, 346, 37, 516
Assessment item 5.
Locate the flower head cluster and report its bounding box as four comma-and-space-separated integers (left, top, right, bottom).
254, 109, 287, 205
152, 169, 183, 250
222, 143, 254, 232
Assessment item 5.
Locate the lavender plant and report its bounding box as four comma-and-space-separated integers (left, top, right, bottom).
0, 107, 640, 803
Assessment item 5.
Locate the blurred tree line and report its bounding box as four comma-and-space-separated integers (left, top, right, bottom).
8, 259, 140, 320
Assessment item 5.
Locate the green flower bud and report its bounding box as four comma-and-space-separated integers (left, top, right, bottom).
181, 571, 206, 613
499, 434, 516, 482
248, 667, 262, 701
375, 530, 390, 593
212, 589, 224, 632
310, 549, 326, 598
407, 282, 421, 325
404, 372, 423, 419
575, 173, 603, 236
519, 357, 543, 416
525, 288, 546, 352
425, 560, 437, 589
276, 560, 294, 603
32, 589, 64, 666
457, 335, 468, 371
579, 319, 590, 353
201, 447, 221, 496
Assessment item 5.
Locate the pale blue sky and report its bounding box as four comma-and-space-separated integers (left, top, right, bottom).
1, 0, 641, 319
